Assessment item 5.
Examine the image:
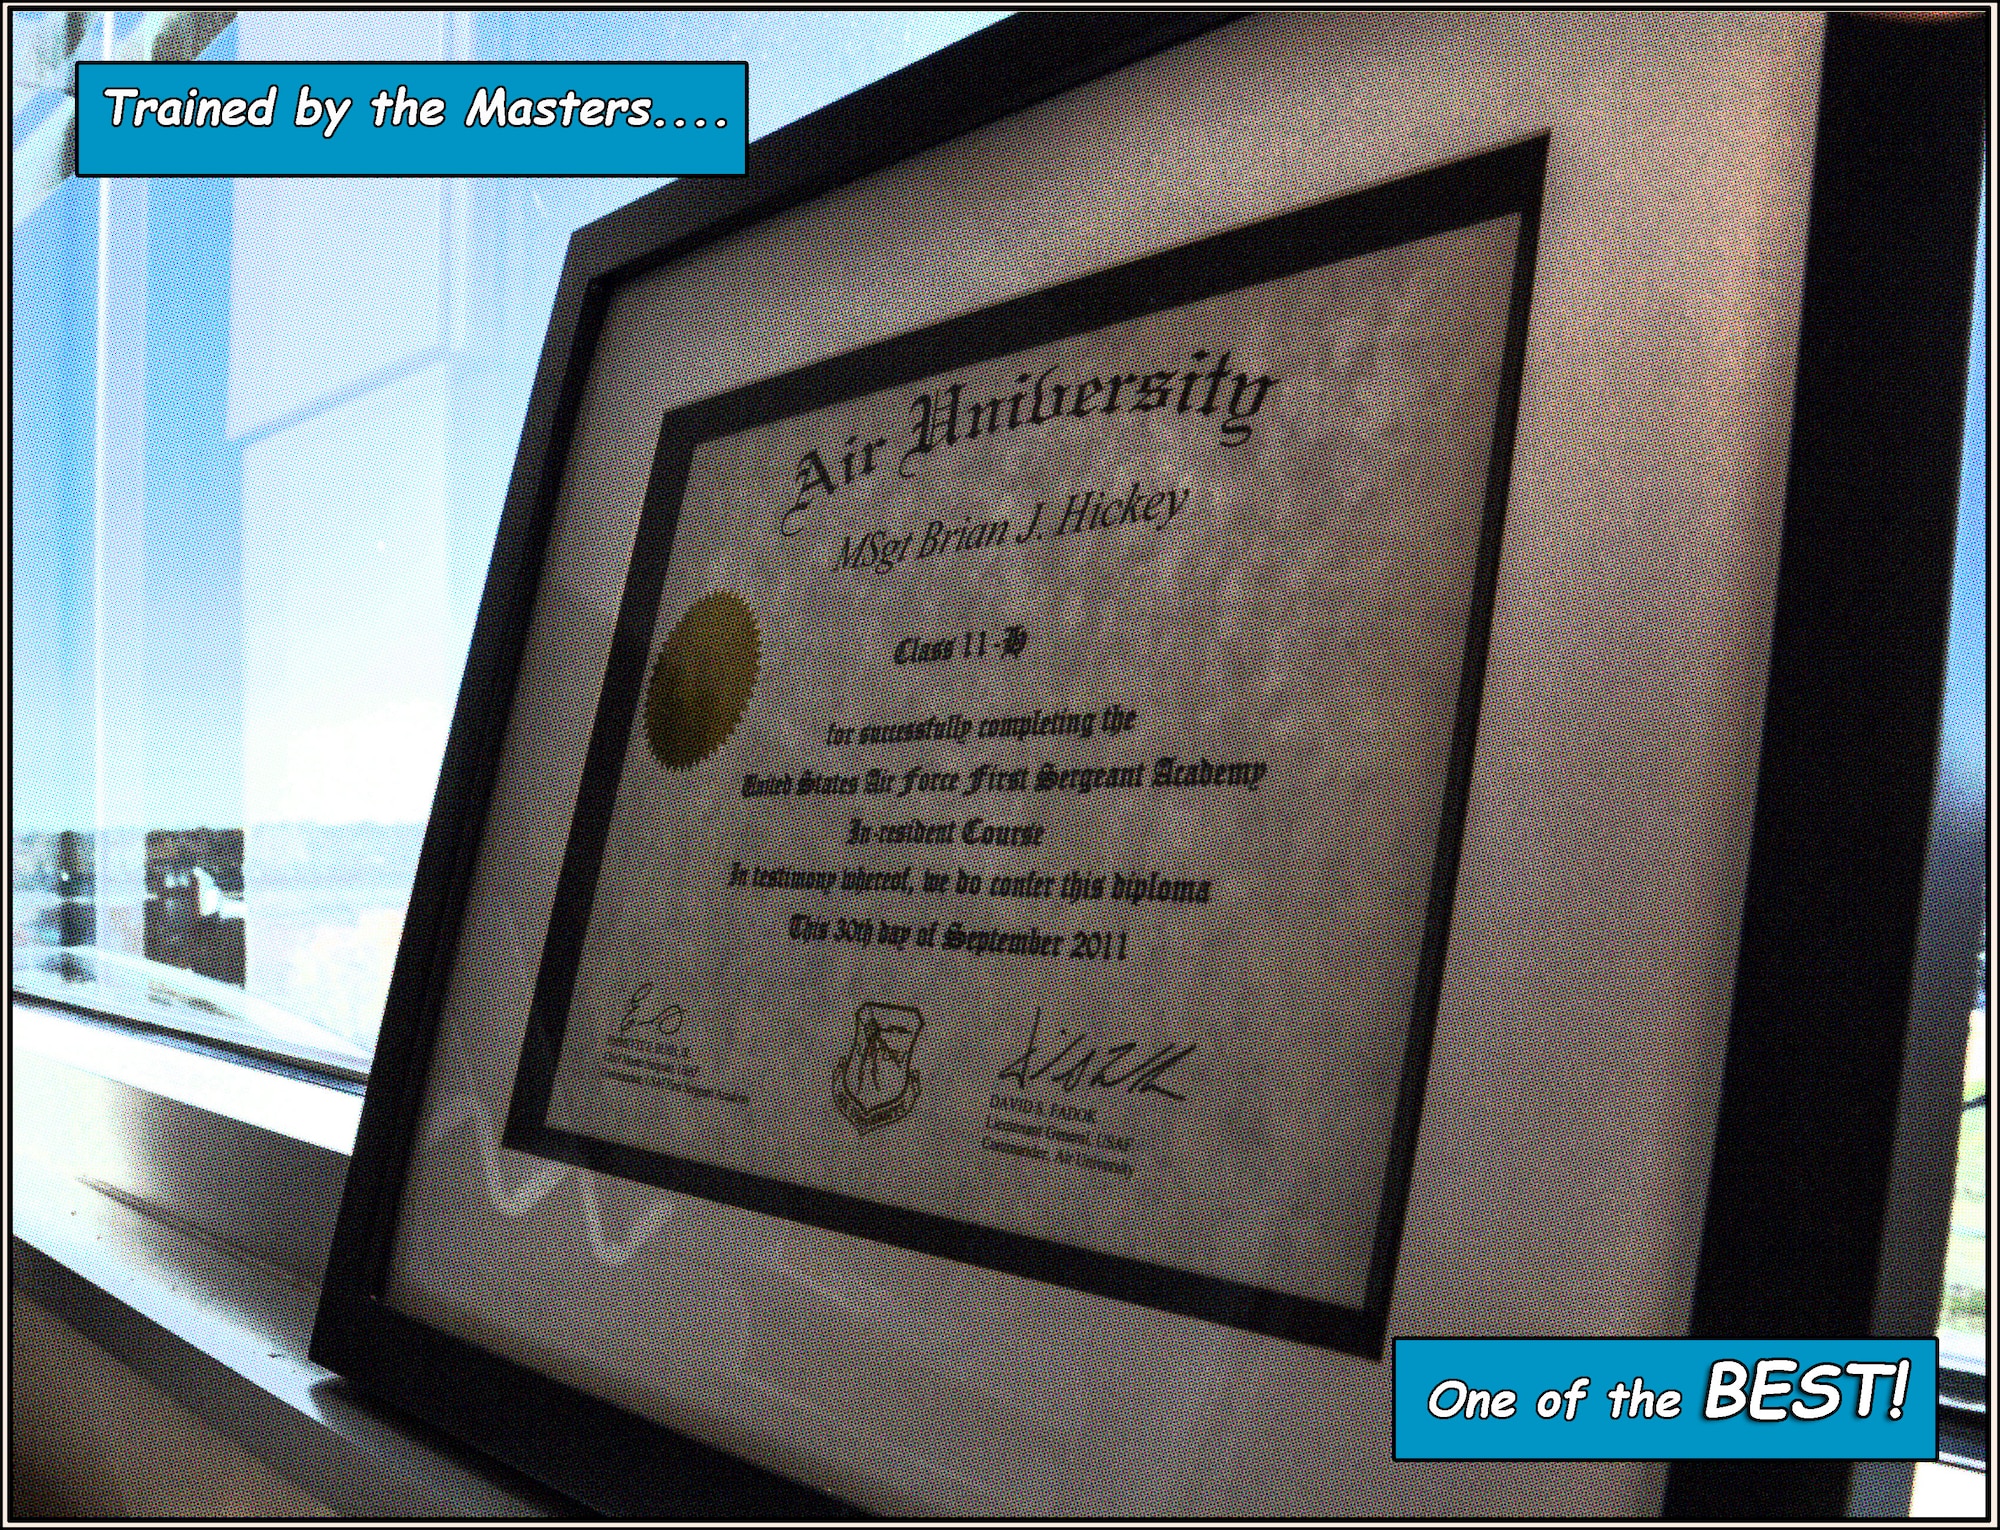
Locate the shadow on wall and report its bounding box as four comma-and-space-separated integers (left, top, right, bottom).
8, 1291, 336, 1518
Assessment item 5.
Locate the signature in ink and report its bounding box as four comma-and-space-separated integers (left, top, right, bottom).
997, 1006, 1194, 1100
617, 982, 686, 1038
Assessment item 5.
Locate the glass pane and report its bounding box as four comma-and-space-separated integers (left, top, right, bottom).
1935, 178, 1987, 1376
11, 9, 1006, 1068
1940, 985, 1986, 1367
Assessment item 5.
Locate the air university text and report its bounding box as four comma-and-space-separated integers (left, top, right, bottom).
784, 349, 1278, 533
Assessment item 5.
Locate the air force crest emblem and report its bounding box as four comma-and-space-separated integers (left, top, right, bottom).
834, 1002, 923, 1135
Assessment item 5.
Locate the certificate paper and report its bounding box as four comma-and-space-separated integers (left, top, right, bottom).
506, 150, 1540, 1355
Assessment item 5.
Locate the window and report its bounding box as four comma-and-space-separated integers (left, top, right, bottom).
11, 9, 1005, 1072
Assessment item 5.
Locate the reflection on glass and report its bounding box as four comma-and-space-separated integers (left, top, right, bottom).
11, 942, 372, 1078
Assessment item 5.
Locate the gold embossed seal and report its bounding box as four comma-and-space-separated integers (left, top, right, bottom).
643, 592, 760, 769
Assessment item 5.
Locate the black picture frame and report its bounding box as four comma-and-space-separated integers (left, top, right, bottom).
312, 12, 1987, 1520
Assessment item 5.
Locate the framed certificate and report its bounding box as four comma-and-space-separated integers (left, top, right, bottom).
313, 12, 1985, 1518
499, 134, 1543, 1362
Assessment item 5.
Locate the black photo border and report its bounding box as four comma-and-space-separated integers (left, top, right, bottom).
1662, 12, 1987, 1521
497, 132, 1548, 1366
310, 13, 1988, 1520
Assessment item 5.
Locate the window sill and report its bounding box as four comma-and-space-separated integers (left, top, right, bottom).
14, 997, 365, 1156
10, 999, 572, 1518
